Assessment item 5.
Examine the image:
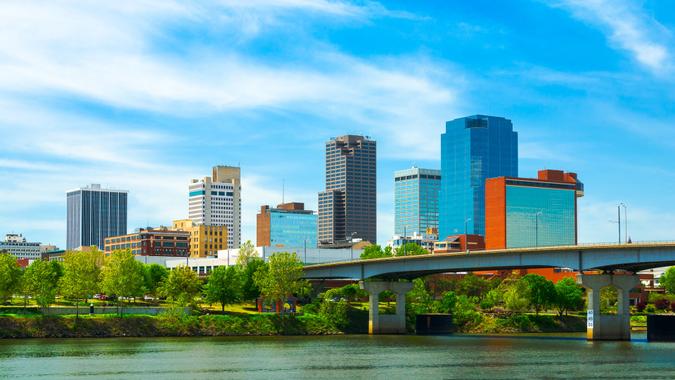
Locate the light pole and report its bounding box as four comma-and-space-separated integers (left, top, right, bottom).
464, 218, 472, 236
535, 211, 543, 248
619, 203, 628, 243
617, 205, 622, 244
350, 232, 357, 260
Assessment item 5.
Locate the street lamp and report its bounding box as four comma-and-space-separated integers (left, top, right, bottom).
464, 218, 472, 236
349, 232, 357, 260
619, 203, 628, 243
535, 211, 543, 248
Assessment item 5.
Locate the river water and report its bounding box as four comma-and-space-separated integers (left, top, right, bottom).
1, 334, 674, 379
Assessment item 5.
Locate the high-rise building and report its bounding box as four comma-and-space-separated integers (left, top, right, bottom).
0, 233, 41, 260
188, 165, 241, 249
66, 184, 128, 250
485, 170, 584, 249
172, 219, 228, 258
104, 227, 190, 257
318, 135, 376, 246
256, 202, 317, 248
394, 167, 441, 237
440, 115, 518, 240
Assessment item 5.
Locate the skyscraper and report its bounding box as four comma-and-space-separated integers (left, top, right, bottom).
318, 135, 376, 245
188, 165, 241, 249
257, 202, 317, 248
66, 184, 128, 250
394, 167, 441, 237
439, 115, 518, 240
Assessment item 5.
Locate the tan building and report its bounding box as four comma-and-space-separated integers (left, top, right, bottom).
103, 227, 190, 257
172, 219, 228, 258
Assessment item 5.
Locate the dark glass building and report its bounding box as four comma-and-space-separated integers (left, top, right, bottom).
440, 115, 518, 240
66, 184, 128, 250
318, 135, 376, 246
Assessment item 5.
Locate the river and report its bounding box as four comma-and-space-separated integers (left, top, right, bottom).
1, 334, 674, 379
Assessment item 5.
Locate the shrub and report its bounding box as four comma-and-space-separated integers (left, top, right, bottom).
319, 299, 349, 330
635, 301, 647, 313
654, 298, 670, 311
646, 305, 656, 313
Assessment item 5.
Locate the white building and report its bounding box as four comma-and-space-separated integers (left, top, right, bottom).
0, 233, 42, 260
189, 166, 241, 248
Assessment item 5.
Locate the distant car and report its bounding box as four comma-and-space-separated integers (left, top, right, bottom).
143, 295, 156, 301
93, 294, 107, 300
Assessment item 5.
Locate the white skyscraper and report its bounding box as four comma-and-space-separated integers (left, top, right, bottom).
188, 166, 241, 248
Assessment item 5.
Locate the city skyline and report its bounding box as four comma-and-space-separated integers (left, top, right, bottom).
2, 1, 675, 248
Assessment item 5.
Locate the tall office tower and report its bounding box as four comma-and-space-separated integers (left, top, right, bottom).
318, 135, 376, 246
188, 165, 241, 249
439, 115, 518, 240
394, 167, 441, 237
66, 184, 128, 250
257, 202, 318, 248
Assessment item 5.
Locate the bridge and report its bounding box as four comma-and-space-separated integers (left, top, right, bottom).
303, 242, 675, 340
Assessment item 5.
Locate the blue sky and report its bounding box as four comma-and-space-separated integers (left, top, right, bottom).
1, 0, 675, 248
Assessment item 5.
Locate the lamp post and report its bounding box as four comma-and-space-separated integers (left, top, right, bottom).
350, 232, 357, 260
617, 205, 622, 244
619, 203, 628, 243
464, 218, 472, 236
535, 211, 543, 248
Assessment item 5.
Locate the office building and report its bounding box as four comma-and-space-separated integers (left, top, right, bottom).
104, 227, 190, 257
188, 165, 241, 248
66, 184, 128, 250
257, 202, 317, 248
172, 219, 228, 258
395, 167, 441, 237
440, 115, 518, 240
0, 233, 41, 260
485, 169, 584, 249
318, 135, 376, 246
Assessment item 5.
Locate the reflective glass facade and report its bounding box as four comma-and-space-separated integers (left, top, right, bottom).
440, 115, 518, 240
394, 167, 441, 236
66, 185, 128, 250
505, 186, 576, 248
270, 211, 318, 248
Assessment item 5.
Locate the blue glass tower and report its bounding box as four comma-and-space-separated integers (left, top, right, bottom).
439, 115, 518, 240
394, 167, 441, 236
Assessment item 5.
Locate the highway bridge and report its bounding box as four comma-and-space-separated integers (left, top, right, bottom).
303, 242, 675, 340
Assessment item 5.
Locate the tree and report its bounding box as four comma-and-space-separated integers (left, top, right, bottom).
553, 277, 584, 317
23, 259, 61, 309
395, 243, 428, 256
360, 245, 392, 260
241, 258, 266, 301
59, 250, 103, 317
456, 274, 491, 299
237, 240, 259, 267
253, 252, 309, 310
203, 265, 242, 311
144, 264, 169, 296
660, 267, 675, 294
503, 277, 531, 312
159, 266, 201, 306
0, 253, 22, 304
100, 250, 145, 314
522, 274, 556, 315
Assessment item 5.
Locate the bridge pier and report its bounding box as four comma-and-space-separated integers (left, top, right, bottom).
576, 273, 639, 341
360, 281, 413, 334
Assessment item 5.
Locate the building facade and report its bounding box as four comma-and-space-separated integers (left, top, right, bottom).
485, 170, 584, 250
104, 227, 190, 257
440, 115, 518, 240
0, 233, 41, 260
172, 219, 228, 258
257, 202, 317, 248
395, 167, 441, 237
66, 184, 128, 250
188, 165, 241, 249
318, 135, 376, 246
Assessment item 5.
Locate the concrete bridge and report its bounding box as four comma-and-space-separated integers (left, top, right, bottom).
303, 242, 675, 340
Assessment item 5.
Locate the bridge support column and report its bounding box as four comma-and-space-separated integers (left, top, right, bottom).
577, 274, 639, 341
360, 281, 413, 334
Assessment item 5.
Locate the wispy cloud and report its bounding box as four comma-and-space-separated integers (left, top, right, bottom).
546, 0, 672, 72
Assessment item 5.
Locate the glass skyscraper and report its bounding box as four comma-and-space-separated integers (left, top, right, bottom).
66, 184, 128, 250
257, 203, 317, 248
394, 167, 441, 237
440, 115, 518, 240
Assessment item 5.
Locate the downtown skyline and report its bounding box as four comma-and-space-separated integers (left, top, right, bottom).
1, 1, 675, 248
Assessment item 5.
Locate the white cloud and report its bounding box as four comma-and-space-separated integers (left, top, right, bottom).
547, 0, 672, 72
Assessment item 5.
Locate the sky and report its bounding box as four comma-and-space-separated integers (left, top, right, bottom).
1, 0, 675, 248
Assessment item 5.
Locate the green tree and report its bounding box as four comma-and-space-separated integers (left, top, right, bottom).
203, 265, 242, 311
360, 245, 392, 260
241, 258, 266, 301
553, 277, 584, 317
253, 252, 309, 310
237, 240, 259, 266
0, 253, 22, 304
23, 259, 61, 309
660, 267, 675, 294
59, 250, 103, 317
395, 243, 428, 256
160, 266, 201, 306
440, 291, 457, 313
456, 274, 491, 299
503, 278, 531, 312
407, 278, 434, 314
100, 250, 145, 314
144, 264, 169, 296
452, 295, 482, 326
522, 274, 556, 315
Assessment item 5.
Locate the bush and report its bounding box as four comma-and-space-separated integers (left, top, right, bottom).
654, 298, 670, 311
319, 299, 349, 330
636, 301, 647, 313
452, 295, 482, 327
646, 305, 656, 313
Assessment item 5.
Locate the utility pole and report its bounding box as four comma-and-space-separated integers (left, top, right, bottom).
620, 203, 628, 243
617, 205, 622, 244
